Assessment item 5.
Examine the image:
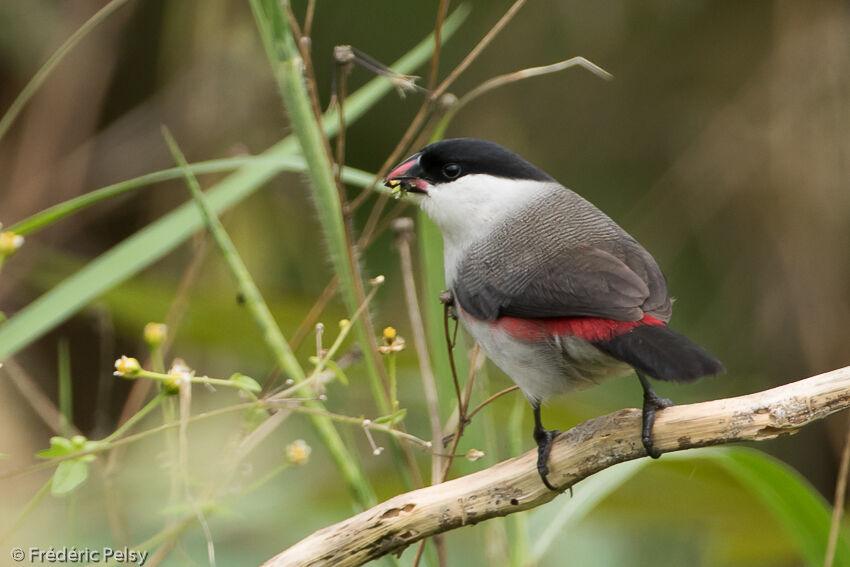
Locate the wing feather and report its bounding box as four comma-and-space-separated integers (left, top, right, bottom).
451, 186, 672, 323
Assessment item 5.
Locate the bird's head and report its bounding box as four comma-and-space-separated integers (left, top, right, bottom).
384, 138, 555, 241
384, 138, 552, 198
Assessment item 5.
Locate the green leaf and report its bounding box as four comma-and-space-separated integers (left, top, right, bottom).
229, 373, 262, 393
705, 447, 850, 567
9, 157, 312, 236
373, 408, 407, 426
530, 459, 649, 560
530, 447, 848, 567
37, 436, 74, 458
51, 459, 90, 495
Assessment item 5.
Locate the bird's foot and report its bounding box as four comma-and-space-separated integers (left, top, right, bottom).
533, 427, 561, 490
641, 391, 673, 459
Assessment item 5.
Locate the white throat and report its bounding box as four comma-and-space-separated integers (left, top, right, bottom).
418, 174, 553, 285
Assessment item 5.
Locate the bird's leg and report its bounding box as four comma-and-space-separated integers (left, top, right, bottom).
637, 371, 673, 458
532, 404, 560, 490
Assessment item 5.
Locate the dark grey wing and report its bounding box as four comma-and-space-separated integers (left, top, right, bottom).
454, 244, 654, 321
451, 185, 672, 323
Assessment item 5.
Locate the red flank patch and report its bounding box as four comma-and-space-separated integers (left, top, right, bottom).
495, 313, 665, 343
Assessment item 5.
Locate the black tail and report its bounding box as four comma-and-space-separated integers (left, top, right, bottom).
594, 325, 724, 383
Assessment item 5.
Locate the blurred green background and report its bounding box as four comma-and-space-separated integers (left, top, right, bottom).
1, 1, 849, 566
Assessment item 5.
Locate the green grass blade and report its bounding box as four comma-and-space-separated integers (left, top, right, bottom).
0, 157, 285, 360
250, 0, 393, 414
164, 127, 377, 509
705, 447, 850, 567
640, 447, 850, 567
528, 446, 847, 566
10, 156, 379, 237
529, 459, 648, 560
9, 157, 292, 236
162, 133, 305, 386
0, 0, 132, 143
0, 16, 460, 361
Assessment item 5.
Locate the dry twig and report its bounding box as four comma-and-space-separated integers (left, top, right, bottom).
262, 365, 850, 567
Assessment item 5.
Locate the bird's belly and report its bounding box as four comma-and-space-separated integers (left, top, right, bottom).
460, 312, 633, 404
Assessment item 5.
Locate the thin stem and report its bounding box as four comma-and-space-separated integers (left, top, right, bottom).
284, 3, 326, 126
444, 302, 463, 414
394, 218, 443, 482
427, 0, 450, 91
308, 282, 382, 380
0, 0, 131, 143
439, 345, 480, 482
431, 56, 612, 141
266, 404, 433, 450
0, 476, 52, 545
387, 352, 398, 412
466, 385, 520, 423
102, 391, 167, 444
334, 51, 350, 199
432, 0, 527, 101
825, 418, 850, 567
289, 275, 339, 351
303, 0, 316, 38
0, 403, 258, 482
2, 358, 79, 436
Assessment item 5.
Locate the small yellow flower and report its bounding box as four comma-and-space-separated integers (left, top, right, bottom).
114, 355, 141, 377
382, 326, 397, 343
143, 323, 167, 347
0, 231, 24, 256
286, 439, 311, 466
378, 326, 405, 355
338, 318, 350, 329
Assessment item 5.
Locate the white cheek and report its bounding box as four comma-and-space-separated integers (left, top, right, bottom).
421, 175, 551, 247
418, 175, 554, 286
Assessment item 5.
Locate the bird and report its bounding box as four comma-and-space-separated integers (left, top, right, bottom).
384, 137, 724, 490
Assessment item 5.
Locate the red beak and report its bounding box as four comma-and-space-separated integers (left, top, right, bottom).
384, 153, 429, 194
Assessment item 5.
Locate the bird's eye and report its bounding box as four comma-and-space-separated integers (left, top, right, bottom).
442, 163, 461, 179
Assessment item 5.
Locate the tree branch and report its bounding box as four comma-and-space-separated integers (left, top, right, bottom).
262, 366, 850, 567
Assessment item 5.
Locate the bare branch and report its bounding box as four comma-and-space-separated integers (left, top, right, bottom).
262, 365, 850, 567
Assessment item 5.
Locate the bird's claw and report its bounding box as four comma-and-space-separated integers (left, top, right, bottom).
534, 428, 561, 490
641, 394, 673, 459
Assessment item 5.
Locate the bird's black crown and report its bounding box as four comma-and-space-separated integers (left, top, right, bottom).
416, 138, 554, 184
